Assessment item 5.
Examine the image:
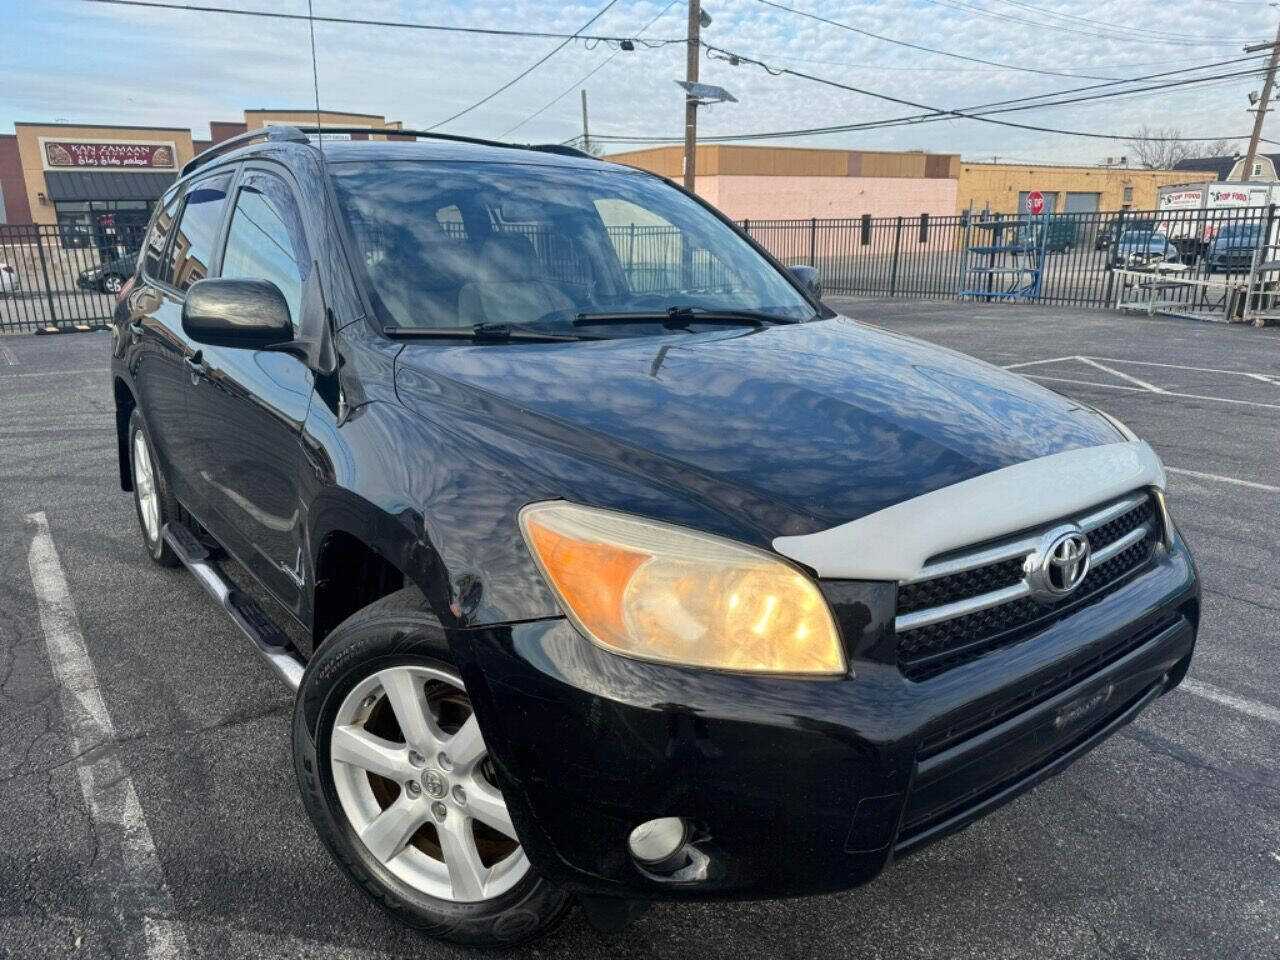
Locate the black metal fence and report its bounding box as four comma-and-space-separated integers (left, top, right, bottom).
5, 204, 1278, 333
0, 223, 148, 333
741, 205, 1279, 321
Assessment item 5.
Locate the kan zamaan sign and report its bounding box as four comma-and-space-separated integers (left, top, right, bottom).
43, 140, 176, 170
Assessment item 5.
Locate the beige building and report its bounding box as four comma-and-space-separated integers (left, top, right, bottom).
606, 145, 961, 221
956, 162, 1220, 215
0, 109, 403, 237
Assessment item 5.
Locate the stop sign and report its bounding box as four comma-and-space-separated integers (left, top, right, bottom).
1026, 190, 1045, 215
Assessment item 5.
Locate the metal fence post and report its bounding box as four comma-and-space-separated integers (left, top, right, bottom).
889, 216, 903, 296
742, 218, 751, 236
808, 217, 817, 266
1244, 202, 1277, 325
34, 227, 59, 330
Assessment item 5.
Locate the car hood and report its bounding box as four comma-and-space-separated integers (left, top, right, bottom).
392, 316, 1123, 537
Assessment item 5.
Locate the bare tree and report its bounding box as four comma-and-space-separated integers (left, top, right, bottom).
1199, 138, 1240, 158
1124, 126, 1199, 169
1124, 127, 1239, 168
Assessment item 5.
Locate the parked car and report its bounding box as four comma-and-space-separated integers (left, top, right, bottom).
1013, 217, 1076, 253
1110, 230, 1180, 268
112, 126, 1200, 948
1206, 222, 1263, 273
1095, 216, 1156, 251
79, 253, 139, 294
0, 262, 18, 295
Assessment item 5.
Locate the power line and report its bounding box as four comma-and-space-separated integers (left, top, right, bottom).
77, 0, 684, 45
427, 0, 623, 130
984, 0, 1265, 42
589, 46, 1257, 145
922, 0, 1257, 46
747, 0, 1124, 79
499, 0, 679, 138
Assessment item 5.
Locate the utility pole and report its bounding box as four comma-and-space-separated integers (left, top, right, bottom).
683, 0, 701, 191
580, 89, 590, 155
1242, 19, 1280, 182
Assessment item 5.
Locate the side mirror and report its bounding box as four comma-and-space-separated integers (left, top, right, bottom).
787, 264, 823, 301
182, 278, 292, 349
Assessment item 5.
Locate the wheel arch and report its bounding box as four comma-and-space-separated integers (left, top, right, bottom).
308, 489, 456, 649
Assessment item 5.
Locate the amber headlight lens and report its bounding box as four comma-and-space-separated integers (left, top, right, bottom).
519, 502, 845, 675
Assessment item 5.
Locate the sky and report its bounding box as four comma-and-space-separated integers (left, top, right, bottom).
0, 0, 1277, 164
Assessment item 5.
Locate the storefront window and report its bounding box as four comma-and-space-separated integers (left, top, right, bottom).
54, 199, 158, 256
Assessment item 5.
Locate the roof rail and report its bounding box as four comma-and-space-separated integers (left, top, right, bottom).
527, 144, 596, 159
182, 124, 310, 176
288, 125, 603, 160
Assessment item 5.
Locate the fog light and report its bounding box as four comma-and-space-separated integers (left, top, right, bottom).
628, 817, 689, 870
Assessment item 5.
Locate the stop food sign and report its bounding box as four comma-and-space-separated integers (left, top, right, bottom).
1026, 190, 1045, 215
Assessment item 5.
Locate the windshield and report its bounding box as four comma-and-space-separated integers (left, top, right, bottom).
328, 159, 815, 333
1217, 224, 1259, 240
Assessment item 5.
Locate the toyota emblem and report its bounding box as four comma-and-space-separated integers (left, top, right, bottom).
1027, 526, 1091, 603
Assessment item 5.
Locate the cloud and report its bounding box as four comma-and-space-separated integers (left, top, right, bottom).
0, 0, 1271, 164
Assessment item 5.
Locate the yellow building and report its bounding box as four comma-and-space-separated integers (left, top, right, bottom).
956, 162, 1220, 215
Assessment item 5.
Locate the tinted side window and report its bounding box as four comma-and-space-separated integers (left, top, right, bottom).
142, 191, 180, 282
219, 172, 311, 328
167, 173, 232, 291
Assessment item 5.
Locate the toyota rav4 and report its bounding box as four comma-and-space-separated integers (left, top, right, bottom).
110, 126, 1200, 947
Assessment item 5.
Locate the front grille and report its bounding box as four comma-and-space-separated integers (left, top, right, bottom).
896, 491, 1162, 680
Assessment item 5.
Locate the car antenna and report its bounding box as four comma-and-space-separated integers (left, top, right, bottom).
306, 0, 348, 425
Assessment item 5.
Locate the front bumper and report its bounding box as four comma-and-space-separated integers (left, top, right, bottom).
457, 533, 1198, 901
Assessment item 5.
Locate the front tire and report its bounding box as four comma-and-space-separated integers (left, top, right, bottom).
101, 274, 124, 295
293, 588, 571, 947
128, 409, 179, 567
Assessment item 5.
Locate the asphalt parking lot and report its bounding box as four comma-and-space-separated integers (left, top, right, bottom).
1, 302, 1277, 960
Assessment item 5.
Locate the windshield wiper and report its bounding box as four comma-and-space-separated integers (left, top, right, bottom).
572, 306, 801, 328
382, 323, 598, 343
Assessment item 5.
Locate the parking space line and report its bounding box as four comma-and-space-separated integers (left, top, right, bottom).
0, 342, 16, 365
1165, 467, 1280, 493
1019, 373, 1280, 411
1086, 356, 1280, 385
1001, 356, 1080, 370
0, 367, 106, 380
1076, 356, 1168, 394
25, 512, 189, 960
1181, 679, 1280, 726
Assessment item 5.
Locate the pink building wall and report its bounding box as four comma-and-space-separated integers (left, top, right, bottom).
695, 174, 958, 221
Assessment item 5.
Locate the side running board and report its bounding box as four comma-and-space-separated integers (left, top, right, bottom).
162, 522, 307, 691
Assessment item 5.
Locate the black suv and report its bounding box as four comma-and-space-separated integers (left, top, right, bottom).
111, 126, 1200, 947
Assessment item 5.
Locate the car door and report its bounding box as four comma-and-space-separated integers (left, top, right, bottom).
128, 174, 233, 503
182, 165, 317, 615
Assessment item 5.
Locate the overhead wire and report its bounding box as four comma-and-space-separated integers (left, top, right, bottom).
587, 45, 1260, 144
746, 0, 1134, 79
77, 0, 684, 45
919, 0, 1258, 46
499, 0, 680, 138
427, 0, 623, 129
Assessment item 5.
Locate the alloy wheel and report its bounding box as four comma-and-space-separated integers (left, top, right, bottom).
103, 274, 123, 294
329, 664, 529, 903
132, 430, 160, 543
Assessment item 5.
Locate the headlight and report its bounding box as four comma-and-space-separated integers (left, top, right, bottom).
519, 502, 846, 675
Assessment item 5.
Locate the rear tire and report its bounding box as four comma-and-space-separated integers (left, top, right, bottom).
293, 587, 572, 947
128, 409, 179, 567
